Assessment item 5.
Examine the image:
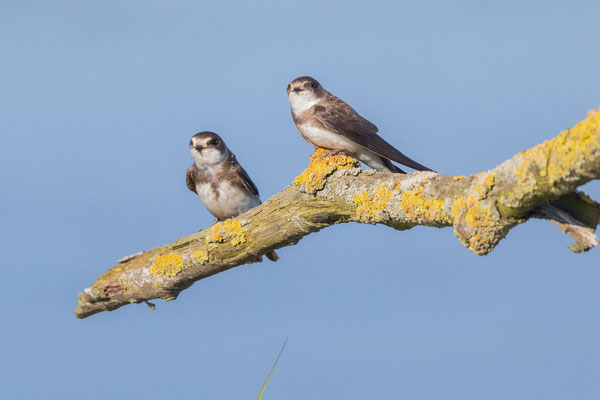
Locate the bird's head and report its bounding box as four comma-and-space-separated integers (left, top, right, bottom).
189, 131, 229, 166
287, 76, 325, 113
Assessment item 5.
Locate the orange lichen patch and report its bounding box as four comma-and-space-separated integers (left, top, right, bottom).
451, 197, 465, 218
373, 182, 394, 209
192, 250, 209, 264
353, 182, 396, 223
353, 192, 380, 223
149, 253, 185, 277
207, 220, 246, 246
451, 190, 500, 255
424, 198, 447, 221
401, 186, 422, 209
467, 229, 500, 255
464, 206, 493, 228
400, 186, 450, 224
294, 148, 360, 194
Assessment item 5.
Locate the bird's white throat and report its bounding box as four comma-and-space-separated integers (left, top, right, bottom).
288, 91, 322, 115
193, 148, 229, 168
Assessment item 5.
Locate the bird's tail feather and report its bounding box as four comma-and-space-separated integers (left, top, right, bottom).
381, 157, 406, 174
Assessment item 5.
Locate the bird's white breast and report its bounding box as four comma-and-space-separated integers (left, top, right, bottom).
288, 92, 321, 115
297, 123, 392, 171
196, 180, 260, 220
297, 122, 362, 153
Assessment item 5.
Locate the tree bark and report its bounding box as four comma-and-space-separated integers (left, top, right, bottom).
75, 109, 600, 319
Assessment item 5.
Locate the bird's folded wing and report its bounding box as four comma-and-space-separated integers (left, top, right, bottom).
229, 154, 260, 197
313, 95, 433, 172
186, 165, 198, 194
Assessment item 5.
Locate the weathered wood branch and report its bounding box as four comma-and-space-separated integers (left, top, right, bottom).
75, 109, 600, 319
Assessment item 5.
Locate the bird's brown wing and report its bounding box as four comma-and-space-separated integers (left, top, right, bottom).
313, 93, 433, 172
186, 165, 197, 194
228, 154, 260, 197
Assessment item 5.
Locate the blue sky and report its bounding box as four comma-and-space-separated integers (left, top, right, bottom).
1, 1, 599, 398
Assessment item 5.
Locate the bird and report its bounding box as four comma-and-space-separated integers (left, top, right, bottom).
186, 131, 278, 262
287, 76, 433, 173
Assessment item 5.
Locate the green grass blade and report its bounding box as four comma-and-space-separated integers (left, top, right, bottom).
256, 338, 288, 400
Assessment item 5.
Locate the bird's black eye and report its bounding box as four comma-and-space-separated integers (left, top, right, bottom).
208, 138, 219, 146
293, 87, 301, 93
311, 81, 319, 89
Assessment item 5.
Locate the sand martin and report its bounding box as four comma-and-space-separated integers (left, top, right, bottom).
287, 76, 432, 173
186, 131, 278, 262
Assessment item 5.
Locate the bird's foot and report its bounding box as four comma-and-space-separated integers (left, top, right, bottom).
320, 148, 345, 158
266, 250, 279, 262
198, 218, 220, 232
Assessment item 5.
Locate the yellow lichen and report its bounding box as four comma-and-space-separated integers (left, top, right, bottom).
353, 182, 396, 223
401, 186, 423, 213
482, 172, 495, 190
353, 192, 380, 223
464, 206, 493, 228
499, 109, 600, 216
473, 172, 495, 200
294, 148, 360, 194
400, 186, 450, 224
424, 198, 446, 221
192, 250, 209, 264
149, 253, 185, 277
373, 182, 394, 209
451, 197, 465, 218
453, 176, 464, 181
514, 109, 600, 188
207, 220, 246, 246
451, 191, 500, 255
546, 109, 600, 183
